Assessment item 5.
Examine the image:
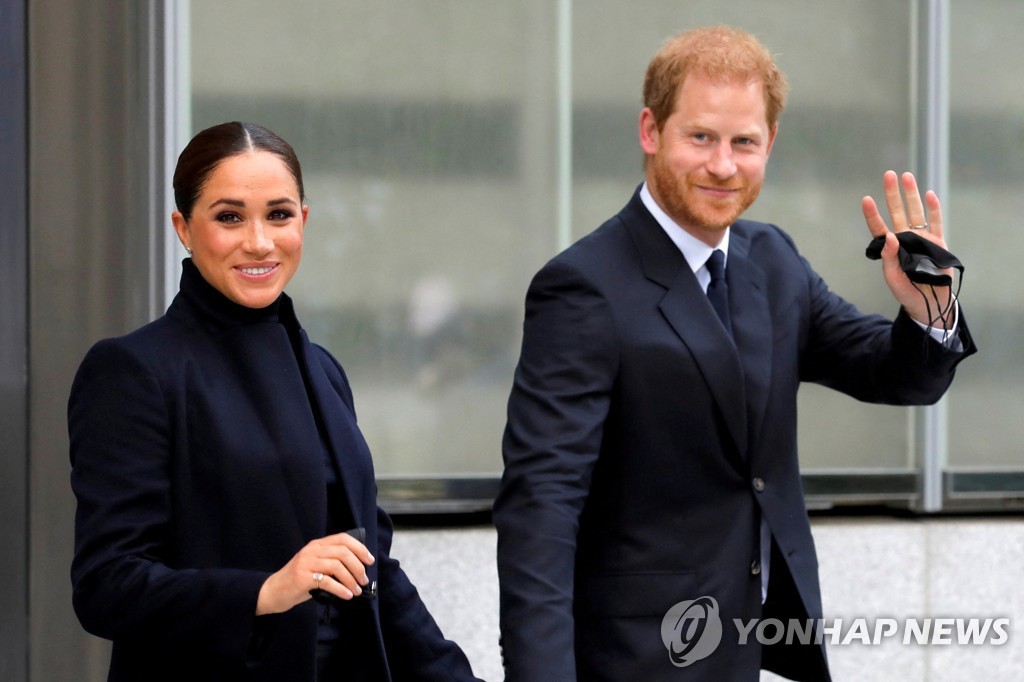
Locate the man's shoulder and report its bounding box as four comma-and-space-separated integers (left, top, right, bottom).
731, 218, 803, 259
543, 193, 656, 274
732, 217, 790, 241
534, 219, 653, 302
556, 216, 631, 263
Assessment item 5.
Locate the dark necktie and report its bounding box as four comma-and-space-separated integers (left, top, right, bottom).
705, 249, 732, 337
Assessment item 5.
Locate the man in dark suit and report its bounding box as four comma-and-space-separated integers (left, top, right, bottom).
493, 25, 975, 681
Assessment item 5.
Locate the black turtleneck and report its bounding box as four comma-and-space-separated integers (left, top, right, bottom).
176, 259, 351, 643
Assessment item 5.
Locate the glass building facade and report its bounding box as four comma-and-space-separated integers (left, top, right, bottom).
182, 0, 1021, 510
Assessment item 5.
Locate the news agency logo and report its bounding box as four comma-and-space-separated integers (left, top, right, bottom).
660, 595, 1011, 670
660, 596, 724, 667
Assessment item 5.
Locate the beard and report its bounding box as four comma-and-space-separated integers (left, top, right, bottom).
649, 151, 763, 239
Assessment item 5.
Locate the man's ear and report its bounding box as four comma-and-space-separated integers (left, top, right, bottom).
639, 107, 660, 155
765, 121, 779, 158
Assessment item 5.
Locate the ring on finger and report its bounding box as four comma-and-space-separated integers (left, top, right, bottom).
312, 572, 324, 590
908, 223, 928, 230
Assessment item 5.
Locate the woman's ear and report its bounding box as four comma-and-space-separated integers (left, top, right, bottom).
171, 211, 190, 251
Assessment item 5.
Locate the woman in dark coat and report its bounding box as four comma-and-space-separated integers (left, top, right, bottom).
69, 121, 482, 681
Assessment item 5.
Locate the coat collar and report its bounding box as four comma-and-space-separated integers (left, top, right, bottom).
169, 258, 367, 534
169, 257, 304, 332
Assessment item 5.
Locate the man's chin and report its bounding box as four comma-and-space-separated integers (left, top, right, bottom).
691, 211, 742, 231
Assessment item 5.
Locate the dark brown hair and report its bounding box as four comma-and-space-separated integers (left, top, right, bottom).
172, 121, 305, 219
643, 25, 788, 131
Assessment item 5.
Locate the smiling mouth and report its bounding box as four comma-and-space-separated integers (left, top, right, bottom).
696, 184, 744, 200
238, 265, 276, 276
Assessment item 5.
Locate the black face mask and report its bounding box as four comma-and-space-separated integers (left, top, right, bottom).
865, 231, 964, 286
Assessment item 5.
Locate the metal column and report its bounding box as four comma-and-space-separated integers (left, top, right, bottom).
911, 0, 951, 513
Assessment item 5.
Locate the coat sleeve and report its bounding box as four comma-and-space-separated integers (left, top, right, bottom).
68, 338, 270, 663
314, 345, 482, 681
795, 249, 977, 404
373, 508, 483, 681
492, 260, 619, 681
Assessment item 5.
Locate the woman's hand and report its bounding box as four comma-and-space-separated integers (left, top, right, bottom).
255, 531, 375, 615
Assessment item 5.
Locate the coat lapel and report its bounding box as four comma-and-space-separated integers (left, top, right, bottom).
232, 323, 327, 541
295, 329, 368, 530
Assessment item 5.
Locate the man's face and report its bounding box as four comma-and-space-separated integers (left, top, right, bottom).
640, 74, 777, 247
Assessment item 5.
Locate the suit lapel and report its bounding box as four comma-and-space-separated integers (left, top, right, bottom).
621, 192, 749, 459
658, 277, 749, 458
727, 228, 772, 452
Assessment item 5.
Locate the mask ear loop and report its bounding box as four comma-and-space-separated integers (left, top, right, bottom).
943, 272, 963, 344
910, 269, 962, 345
864, 233, 963, 345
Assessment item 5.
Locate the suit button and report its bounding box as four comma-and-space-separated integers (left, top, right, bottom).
753, 477, 765, 492
751, 560, 762, 576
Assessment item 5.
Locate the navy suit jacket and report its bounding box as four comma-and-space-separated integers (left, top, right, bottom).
69, 261, 479, 681
494, 190, 975, 681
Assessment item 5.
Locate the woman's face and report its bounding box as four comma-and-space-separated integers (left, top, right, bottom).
172, 151, 308, 309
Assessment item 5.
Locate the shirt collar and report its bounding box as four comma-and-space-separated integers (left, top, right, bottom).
639, 182, 730, 275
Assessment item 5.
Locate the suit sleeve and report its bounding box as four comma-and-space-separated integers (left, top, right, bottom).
797, 252, 977, 403
68, 339, 270, 663
493, 260, 619, 681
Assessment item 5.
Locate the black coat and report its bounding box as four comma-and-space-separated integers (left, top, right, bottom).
494, 190, 976, 681
69, 260, 480, 681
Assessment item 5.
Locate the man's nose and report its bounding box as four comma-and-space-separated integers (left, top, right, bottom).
705, 144, 737, 179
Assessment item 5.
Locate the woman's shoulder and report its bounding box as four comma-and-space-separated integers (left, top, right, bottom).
307, 341, 343, 374
75, 314, 188, 380
306, 341, 356, 408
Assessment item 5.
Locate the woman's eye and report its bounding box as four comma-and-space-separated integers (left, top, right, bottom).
268, 210, 293, 221
216, 212, 242, 223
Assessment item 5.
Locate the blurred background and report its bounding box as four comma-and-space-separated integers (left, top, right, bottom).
3, 0, 1022, 679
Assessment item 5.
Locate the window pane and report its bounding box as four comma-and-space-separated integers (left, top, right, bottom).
190, 1, 559, 476
570, 1, 915, 469
190, 1, 924, 481
947, 0, 1024, 469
